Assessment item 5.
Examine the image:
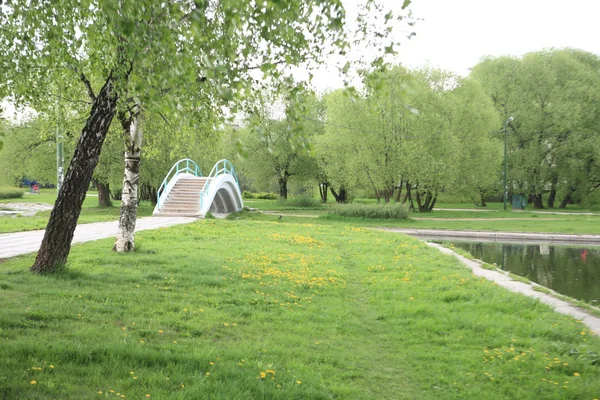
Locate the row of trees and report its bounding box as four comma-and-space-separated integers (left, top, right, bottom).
472, 49, 600, 209
238, 66, 501, 211
239, 49, 600, 211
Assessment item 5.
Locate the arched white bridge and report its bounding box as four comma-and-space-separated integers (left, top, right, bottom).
153, 159, 244, 217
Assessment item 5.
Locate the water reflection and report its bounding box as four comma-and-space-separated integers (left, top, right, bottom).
450, 242, 600, 304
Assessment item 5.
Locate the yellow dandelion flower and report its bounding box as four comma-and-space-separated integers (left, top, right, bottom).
266, 369, 275, 375
205, 372, 210, 376
580, 331, 586, 335
260, 372, 266, 379
183, 308, 188, 312
146, 395, 151, 398
158, 330, 164, 333
409, 296, 414, 300
224, 323, 229, 327
173, 341, 177, 344
573, 372, 580, 377
180, 384, 185, 388
98, 391, 103, 394
49, 365, 54, 369
30, 380, 37, 385
296, 380, 302, 385
109, 390, 115, 393
133, 377, 138, 380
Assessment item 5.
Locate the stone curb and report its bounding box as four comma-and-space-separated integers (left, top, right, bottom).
379, 228, 600, 245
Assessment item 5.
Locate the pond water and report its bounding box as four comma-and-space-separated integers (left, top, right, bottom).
446, 242, 600, 304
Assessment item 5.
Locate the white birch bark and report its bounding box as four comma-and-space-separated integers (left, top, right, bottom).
114, 113, 142, 252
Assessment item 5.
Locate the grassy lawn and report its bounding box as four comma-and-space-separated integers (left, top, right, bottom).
244, 199, 600, 235
390, 216, 600, 235
1, 218, 599, 399
0, 192, 155, 233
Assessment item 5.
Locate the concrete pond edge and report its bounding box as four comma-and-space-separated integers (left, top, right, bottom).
426, 242, 600, 336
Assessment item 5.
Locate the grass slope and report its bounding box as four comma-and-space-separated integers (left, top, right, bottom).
1, 219, 599, 399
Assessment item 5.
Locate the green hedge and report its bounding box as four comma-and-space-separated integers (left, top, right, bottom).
0, 188, 24, 200
242, 191, 278, 200
329, 203, 410, 219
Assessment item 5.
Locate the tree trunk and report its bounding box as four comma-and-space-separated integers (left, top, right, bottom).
530, 193, 544, 209
403, 182, 414, 211
428, 194, 437, 212
31, 78, 118, 274
559, 191, 573, 209
395, 180, 403, 203
383, 189, 392, 204
547, 189, 556, 208
319, 182, 328, 203
140, 184, 158, 206
278, 177, 288, 200
114, 113, 142, 252
94, 179, 113, 207
415, 190, 423, 212
338, 187, 347, 203
477, 191, 487, 207
330, 186, 347, 203
547, 176, 558, 208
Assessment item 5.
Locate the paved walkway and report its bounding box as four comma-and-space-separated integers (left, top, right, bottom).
380, 228, 600, 245
428, 242, 600, 336
0, 216, 197, 259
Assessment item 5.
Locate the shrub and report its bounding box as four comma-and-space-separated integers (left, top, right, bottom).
242, 191, 278, 200
0, 188, 24, 199
328, 203, 410, 219
279, 195, 320, 208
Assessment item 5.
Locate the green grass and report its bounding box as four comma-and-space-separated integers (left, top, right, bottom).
0, 189, 59, 205
0, 201, 155, 234
1, 219, 599, 399
244, 199, 600, 234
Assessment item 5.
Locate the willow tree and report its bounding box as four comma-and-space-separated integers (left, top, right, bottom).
471, 49, 600, 208
1, 0, 410, 273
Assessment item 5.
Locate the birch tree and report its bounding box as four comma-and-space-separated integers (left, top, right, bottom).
1, 0, 411, 273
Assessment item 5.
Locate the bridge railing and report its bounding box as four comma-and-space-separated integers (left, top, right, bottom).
155, 158, 202, 212
199, 159, 240, 211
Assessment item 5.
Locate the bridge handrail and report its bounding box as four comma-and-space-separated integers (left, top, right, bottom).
156, 158, 202, 211
199, 159, 240, 210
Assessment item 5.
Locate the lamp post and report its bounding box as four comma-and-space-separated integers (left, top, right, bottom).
503, 116, 514, 211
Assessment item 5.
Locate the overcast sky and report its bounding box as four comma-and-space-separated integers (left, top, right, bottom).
312, 0, 600, 90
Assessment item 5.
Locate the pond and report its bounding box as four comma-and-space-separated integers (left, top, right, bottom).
448, 241, 600, 304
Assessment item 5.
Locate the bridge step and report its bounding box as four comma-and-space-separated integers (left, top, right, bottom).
154, 176, 208, 216
154, 212, 202, 218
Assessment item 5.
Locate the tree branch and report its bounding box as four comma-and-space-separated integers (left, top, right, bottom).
79, 72, 96, 101
49, 93, 92, 106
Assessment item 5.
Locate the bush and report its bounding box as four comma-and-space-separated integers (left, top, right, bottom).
0, 188, 24, 199
242, 191, 278, 200
329, 203, 410, 219
279, 195, 320, 208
